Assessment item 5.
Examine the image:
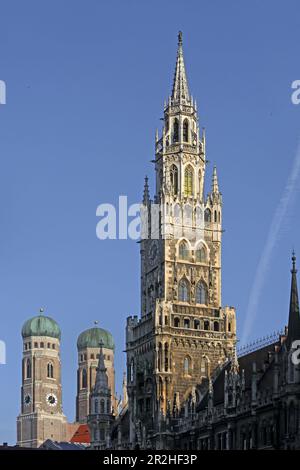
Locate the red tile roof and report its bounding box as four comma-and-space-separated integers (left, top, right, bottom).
70, 424, 90, 444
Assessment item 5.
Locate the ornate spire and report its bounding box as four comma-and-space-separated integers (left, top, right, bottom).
231, 342, 239, 374
287, 251, 300, 348
171, 31, 190, 105
94, 341, 109, 393
143, 176, 150, 205
212, 166, 219, 194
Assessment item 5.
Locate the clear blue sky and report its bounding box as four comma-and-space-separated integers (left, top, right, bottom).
0, 0, 300, 444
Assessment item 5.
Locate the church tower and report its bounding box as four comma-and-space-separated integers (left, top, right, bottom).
17, 310, 66, 448
76, 325, 116, 423
126, 32, 236, 445
87, 342, 114, 449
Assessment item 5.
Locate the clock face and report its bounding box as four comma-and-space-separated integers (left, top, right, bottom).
24, 394, 31, 406
46, 393, 58, 407
148, 240, 158, 266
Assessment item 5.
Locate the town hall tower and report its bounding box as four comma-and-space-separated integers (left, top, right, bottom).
126, 32, 237, 446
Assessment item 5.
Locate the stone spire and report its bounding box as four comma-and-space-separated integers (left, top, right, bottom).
88, 341, 113, 449
171, 31, 190, 105
122, 372, 128, 408
287, 251, 300, 349
231, 341, 239, 374
143, 176, 150, 205
212, 166, 220, 194
94, 341, 109, 393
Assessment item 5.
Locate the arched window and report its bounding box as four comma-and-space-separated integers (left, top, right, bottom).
184, 318, 190, 328
158, 343, 162, 372
173, 118, 179, 142
159, 169, 163, 187
179, 240, 189, 260
196, 281, 208, 304
100, 399, 105, 414
174, 203, 182, 225
94, 399, 99, 413
214, 210, 217, 223
107, 400, 110, 414
194, 319, 200, 329
170, 165, 178, 195
198, 170, 202, 197
201, 357, 209, 376
26, 359, 31, 379
289, 352, 295, 383
47, 362, 54, 378
204, 320, 210, 331
214, 321, 219, 332
183, 203, 192, 226
195, 206, 202, 226
196, 245, 206, 262
130, 359, 134, 383
184, 357, 190, 375
184, 165, 194, 197
174, 317, 180, 327
204, 208, 211, 222
183, 119, 189, 142
164, 343, 169, 372
178, 278, 189, 302
82, 368, 87, 389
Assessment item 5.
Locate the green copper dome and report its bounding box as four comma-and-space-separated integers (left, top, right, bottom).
21, 315, 61, 340
77, 327, 114, 351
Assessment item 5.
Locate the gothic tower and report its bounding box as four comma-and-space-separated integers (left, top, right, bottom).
126, 32, 236, 445
17, 310, 67, 448
87, 342, 114, 449
76, 325, 116, 423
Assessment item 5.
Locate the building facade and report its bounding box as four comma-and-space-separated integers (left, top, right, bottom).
159, 254, 300, 450
126, 32, 237, 448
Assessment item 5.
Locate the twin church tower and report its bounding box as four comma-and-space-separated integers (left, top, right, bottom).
17, 313, 116, 447
17, 32, 236, 447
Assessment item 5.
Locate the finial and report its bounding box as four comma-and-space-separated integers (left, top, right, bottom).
292, 250, 297, 273
39, 307, 44, 315
143, 175, 150, 205
99, 339, 104, 349
178, 31, 183, 46
212, 166, 219, 194
94, 320, 99, 326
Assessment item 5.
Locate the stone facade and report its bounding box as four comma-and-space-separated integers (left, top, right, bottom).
154, 254, 300, 450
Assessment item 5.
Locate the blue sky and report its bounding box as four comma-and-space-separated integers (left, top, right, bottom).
0, 0, 300, 444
